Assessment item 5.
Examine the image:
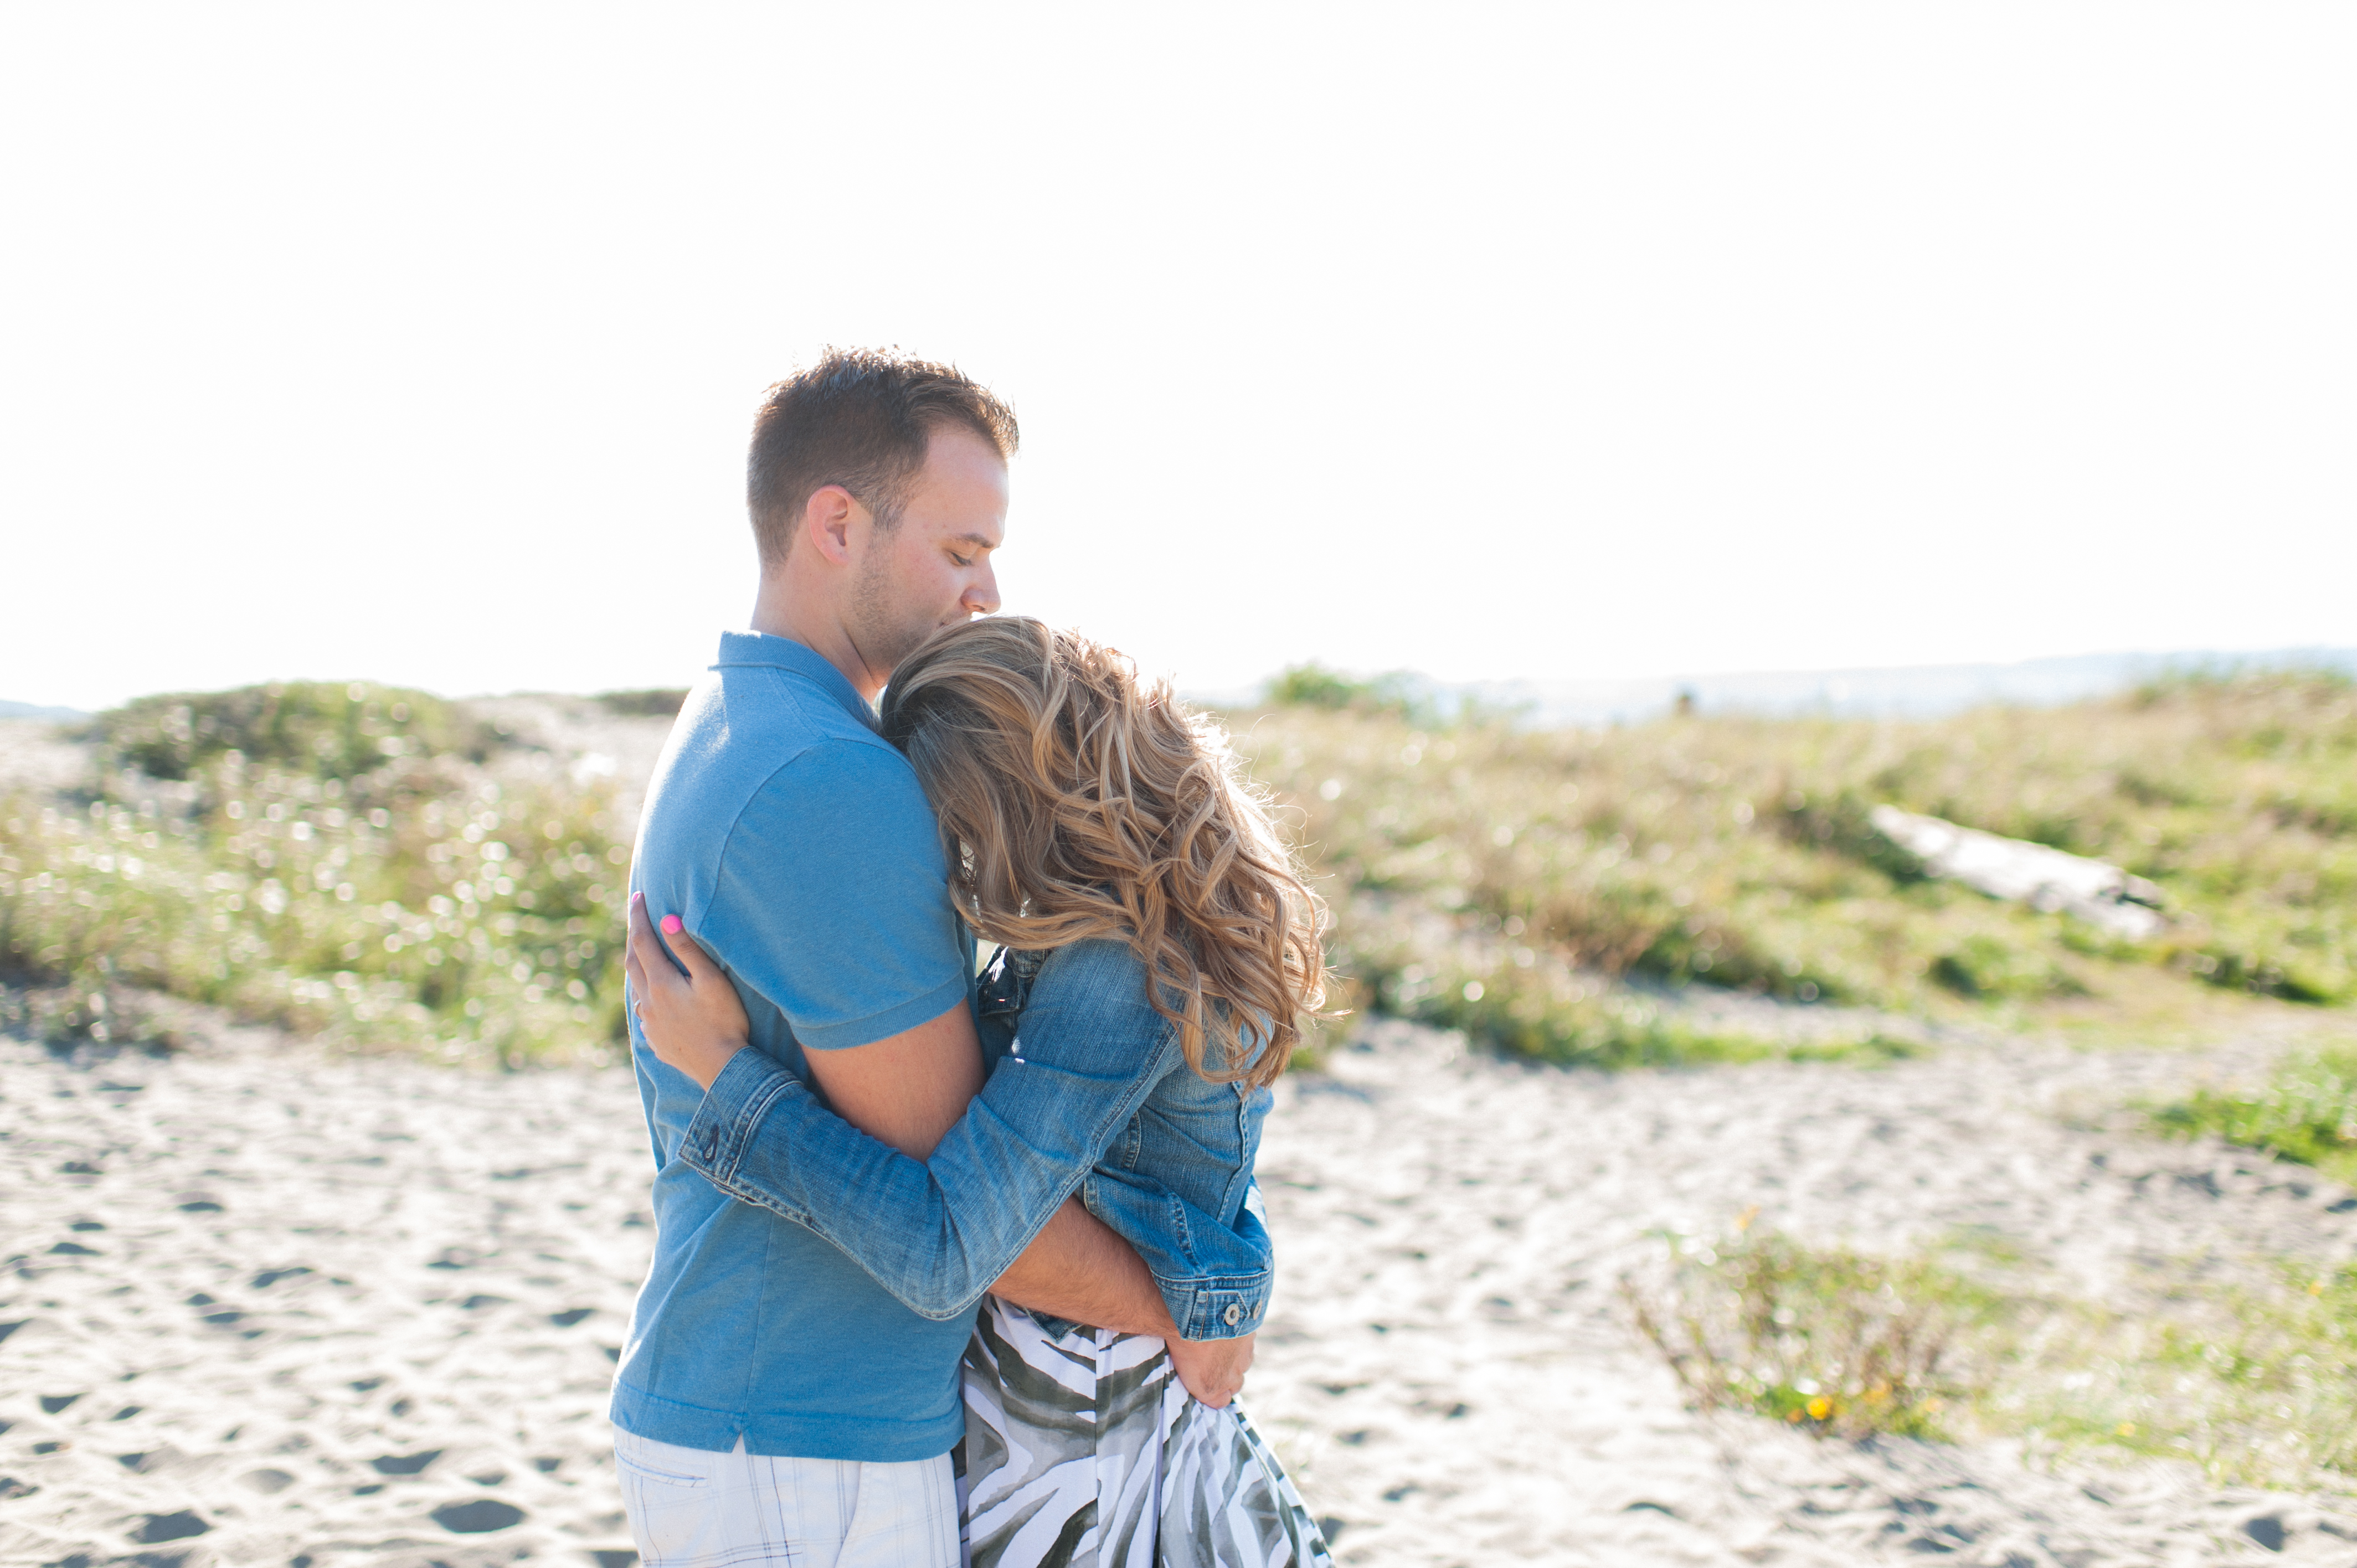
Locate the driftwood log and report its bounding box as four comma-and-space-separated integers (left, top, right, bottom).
1869, 804, 2165, 939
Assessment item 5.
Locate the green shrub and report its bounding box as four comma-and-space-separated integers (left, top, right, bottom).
1631, 1224, 2357, 1488
1263, 662, 1429, 721
2145, 1051, 2357, 1184
1392, 959, 1776, 1068
595, 688, 690, 718
1, 737, 630, 1065
88, 682, 502, 782
2179, 922, 2348, 1004
0, 980, 183, 1051
1929, 933, 2083, 1000
1624, 1226, 2003, 1440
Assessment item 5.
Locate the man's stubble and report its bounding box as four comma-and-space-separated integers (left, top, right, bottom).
847, 538, 943, 684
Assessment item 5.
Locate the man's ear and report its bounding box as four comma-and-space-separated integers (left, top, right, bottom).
801, 484, 866, 566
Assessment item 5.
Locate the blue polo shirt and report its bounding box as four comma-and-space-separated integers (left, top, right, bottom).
611, 631, 979, 1462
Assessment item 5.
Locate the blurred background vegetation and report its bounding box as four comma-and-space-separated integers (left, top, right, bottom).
1629, 1218, 2357, 1486
1, 682, 636, 1064
2, 665, 2352, 1070
1241, 663, 2357, 1066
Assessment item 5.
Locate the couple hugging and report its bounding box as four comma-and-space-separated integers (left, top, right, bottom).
613, 349, 1336, 1568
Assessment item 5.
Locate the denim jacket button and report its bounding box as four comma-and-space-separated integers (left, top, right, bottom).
1222, 1302, 1243, 1327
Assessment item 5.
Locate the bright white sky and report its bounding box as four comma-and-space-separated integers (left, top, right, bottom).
3, 4, 2351, 713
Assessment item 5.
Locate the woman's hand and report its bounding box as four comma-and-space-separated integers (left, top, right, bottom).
625, 892, 752, 1090
1166, 1331, 1254, 1409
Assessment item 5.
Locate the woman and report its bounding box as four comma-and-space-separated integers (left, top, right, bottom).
626, 616, 1336, 1568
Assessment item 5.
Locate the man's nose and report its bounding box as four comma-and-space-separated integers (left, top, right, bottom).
964, 563, 1001, 616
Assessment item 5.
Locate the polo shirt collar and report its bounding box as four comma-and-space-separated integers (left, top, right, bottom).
714, 632, 877, 729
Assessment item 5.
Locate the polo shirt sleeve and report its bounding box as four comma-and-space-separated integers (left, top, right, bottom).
711, 737, 967, 1052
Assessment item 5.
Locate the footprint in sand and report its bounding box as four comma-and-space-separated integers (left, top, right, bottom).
129, 1510, 210, 1545
432, 1498, 529, 1533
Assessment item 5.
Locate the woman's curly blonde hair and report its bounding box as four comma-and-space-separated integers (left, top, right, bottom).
880, 617, 1331, 1089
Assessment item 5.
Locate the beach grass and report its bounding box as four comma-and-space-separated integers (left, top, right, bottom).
1991, 1256, 2357, 1488
1632, 1224, 2357, 1488
2144, 1050, 2357, 1186
1233, 666, 2357, 1064
6, 666, 2353, 1070
1, 682, 630, 1065
1625, 1223, 2001, 1440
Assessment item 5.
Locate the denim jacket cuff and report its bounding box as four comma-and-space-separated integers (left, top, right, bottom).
1158, 1270, 1273, 1342
681, 1047, 803, 1208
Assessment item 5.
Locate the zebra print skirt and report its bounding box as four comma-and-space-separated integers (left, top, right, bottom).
952, 1297, 1335, 1568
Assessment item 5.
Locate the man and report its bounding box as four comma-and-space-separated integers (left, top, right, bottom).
614, 350, 1247, 1568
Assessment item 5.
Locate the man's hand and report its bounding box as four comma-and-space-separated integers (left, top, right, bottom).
626, 893, 751, 1090
1167, 1332, 1254, 1410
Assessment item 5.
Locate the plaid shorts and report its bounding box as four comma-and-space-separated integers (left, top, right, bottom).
615, 1428, 959, 1568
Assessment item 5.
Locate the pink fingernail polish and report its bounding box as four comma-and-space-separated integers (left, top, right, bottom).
661, 915, 682, 935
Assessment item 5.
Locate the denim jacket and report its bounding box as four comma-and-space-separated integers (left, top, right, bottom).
681, 936, 1276, 1340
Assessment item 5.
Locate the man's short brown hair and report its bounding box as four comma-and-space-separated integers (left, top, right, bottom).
747, 348, 1020, 567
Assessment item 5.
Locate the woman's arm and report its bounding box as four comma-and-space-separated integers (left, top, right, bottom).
630, 903, 1188, 1322
1082, 1169, 1274, 1341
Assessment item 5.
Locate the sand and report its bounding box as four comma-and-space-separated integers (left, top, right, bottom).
9, 1007, 2357, 1567
2, 1024, 650, 1568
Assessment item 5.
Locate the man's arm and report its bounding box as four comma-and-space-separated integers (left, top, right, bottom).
799, 999, 984, 1160
990, 1195, 1173, 1334
626, 899, 981, 1160
994, 1199, 1255, 1409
